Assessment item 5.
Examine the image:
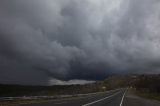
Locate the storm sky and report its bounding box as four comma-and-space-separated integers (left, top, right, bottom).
0, 0, 160, 85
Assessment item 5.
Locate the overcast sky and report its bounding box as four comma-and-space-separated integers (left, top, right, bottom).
0, 0, 160, 85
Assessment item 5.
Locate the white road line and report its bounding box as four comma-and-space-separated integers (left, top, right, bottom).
77, 88, 121, 96
120, 89, 127, 106
53, 89, 121, 105
82, 91, 121, 106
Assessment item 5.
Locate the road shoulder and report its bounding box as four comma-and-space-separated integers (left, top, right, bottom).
123, 89, 160, 106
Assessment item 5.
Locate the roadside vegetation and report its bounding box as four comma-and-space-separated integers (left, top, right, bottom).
99, 74, 160, 101
0, 83, 108, 105
0, 83, 107, 97
132, 74, 160, 101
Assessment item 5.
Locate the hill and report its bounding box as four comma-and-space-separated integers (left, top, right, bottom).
0, 74, 159, 99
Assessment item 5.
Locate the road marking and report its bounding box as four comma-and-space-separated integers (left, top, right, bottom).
120, 89, 127, 106
54, 89, 121, 105
82, 91, 121, 106
77, 88, 121, 96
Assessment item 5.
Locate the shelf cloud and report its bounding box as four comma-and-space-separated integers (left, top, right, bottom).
0, 0, 160, 85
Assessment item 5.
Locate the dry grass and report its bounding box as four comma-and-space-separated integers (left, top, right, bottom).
127, 88, 160, 101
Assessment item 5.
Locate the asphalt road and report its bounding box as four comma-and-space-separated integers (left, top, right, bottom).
18, 89, 126, 106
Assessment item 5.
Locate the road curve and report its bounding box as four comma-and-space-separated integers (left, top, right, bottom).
18, 89, 126, 106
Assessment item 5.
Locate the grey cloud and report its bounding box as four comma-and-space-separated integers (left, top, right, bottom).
0, 0, 160, 85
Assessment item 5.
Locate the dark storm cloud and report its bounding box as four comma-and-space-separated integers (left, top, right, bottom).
0, 0, 160, 85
